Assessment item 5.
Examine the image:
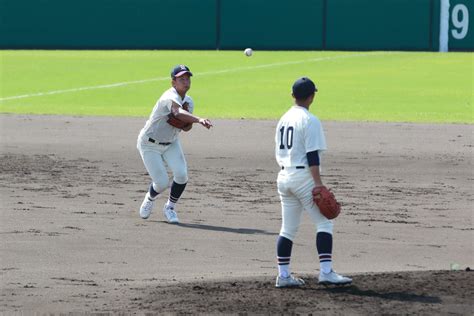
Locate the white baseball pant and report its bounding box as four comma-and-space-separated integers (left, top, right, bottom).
277, 168, 333, 241
137, 134, 188, 193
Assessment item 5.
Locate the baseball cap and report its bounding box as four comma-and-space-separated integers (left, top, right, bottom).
171, 65, 193, 78
292, 77, 317, 99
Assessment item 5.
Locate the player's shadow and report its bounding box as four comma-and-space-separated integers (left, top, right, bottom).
319, 285, 441, 304
176, 222, 278, 236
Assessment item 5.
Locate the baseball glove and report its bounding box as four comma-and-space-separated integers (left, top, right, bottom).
312, 186, 341, 219
167, 102, 191, 129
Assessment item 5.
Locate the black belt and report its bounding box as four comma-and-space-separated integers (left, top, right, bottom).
148, 138, 171, 146
281, 166, 305, 170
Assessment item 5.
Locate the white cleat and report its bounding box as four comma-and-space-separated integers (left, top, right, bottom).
140, 193, 155, 219
318, 270, 352, 285
139, 193, 154, 219
163, 204, 179, 224
275, 275, 305, 288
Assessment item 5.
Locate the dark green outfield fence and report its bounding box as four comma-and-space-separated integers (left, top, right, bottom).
0, 0, 472, 51
0, 0, 217, 49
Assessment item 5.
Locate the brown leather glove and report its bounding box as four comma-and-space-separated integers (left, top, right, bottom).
312, 186, 341, 219
167, 102, 191, 129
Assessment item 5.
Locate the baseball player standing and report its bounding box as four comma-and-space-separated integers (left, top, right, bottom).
137, 65, 212, 223
274, 77, 352, 287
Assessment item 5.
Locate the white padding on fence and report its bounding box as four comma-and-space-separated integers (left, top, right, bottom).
439, 0, 450, 52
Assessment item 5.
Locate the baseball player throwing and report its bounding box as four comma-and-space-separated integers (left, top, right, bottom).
137, 65, 212, 223
274, 77, 352, 287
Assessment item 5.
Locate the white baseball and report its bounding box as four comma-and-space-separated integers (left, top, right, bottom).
244, 48, 253, 57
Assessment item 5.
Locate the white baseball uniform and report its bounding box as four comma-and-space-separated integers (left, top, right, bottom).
137, 87, 194, 192
275, 105, 333, 241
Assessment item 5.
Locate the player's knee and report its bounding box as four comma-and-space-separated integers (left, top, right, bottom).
316, 220, 333, 234
152, 178, 169, 193
173, 170, 188, 184
280, 226, 298, 241
279, 231, 295, 241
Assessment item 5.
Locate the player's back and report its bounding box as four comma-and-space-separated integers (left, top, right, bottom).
276, 106, 311, 168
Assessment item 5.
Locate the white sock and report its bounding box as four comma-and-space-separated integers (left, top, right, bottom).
166, 200, 176, 209
320, 261, 332, 274
278, 264, 290, 278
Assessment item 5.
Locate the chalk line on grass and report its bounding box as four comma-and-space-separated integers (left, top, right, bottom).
0, 52, 391, 102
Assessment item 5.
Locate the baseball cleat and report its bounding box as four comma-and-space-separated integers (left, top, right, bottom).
318, 270, 352, 285
275, 275, 305, 288
163, 204, 179, 224
139, 193, 154, 219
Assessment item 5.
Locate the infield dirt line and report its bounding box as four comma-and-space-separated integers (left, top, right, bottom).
0, 52, 393, 102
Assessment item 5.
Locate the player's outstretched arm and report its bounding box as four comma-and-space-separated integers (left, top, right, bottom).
171, 102, 213, 129
181, 124, 193, 132
197, 118, 212, 129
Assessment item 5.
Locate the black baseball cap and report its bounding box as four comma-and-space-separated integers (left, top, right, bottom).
292, 77, 317, 99
171, 65, 193, 78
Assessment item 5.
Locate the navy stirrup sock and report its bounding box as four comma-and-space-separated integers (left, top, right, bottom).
169, 181, 187, 203
316, 232, 333, 273
277, 236, 293, 277
148, 183, 159, 199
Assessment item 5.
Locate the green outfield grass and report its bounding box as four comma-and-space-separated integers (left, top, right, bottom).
0, 50, 472, 123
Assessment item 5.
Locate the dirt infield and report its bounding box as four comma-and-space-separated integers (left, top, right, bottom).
1, 114, 472, 313
114, 270, 474, 314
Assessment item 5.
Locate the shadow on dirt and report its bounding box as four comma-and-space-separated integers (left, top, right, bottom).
177, 222, 278, 235
319, 285, 441, 303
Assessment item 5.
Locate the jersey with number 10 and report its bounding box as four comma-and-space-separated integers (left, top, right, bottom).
275, 105, 327, 168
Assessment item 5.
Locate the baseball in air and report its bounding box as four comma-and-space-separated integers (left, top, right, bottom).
244, 48, 253, 57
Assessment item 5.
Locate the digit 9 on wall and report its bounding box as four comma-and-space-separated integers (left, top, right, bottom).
451, 3, 469, 39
